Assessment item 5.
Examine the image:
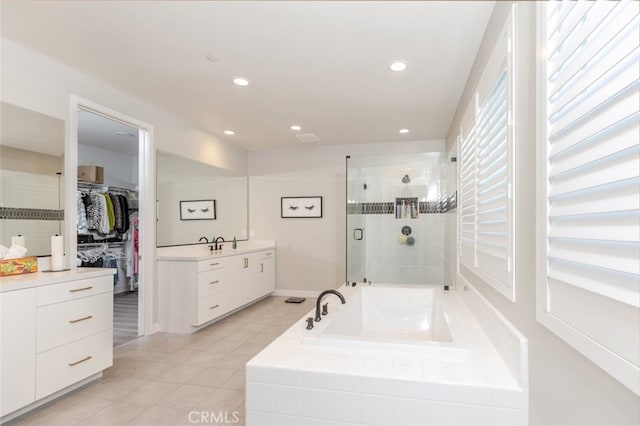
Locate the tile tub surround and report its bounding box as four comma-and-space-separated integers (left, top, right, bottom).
246, 284, 528, 426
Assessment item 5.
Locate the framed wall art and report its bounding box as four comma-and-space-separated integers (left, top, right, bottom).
281, 196, 323, 218
180, 199, 216, 220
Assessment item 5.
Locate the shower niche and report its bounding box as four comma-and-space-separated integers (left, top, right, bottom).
395, 197, 419, 219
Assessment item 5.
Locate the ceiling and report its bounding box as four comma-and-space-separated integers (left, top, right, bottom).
0, 1, 495, 150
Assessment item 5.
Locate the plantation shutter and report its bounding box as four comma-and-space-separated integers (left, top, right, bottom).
475, 68, 511, 288
539, 0, 640, 394
458, 100, 476, 270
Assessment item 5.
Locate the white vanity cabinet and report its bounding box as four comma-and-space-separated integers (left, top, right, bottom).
0, 287, 37, 417
0, 270, 114, 421
158, 245, 276, 333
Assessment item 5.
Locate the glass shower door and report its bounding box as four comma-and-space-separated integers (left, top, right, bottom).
346, 157, 367, 284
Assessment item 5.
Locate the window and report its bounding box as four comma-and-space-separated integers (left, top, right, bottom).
537, 0, 639, 395
458, 6, 515, 301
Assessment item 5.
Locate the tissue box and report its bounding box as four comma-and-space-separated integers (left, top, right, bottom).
0, 256, 38, 276
78, 165, 104, 184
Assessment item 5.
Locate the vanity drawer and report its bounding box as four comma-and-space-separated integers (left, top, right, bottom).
37, 275, 112, 306
260, 250, 275, 260
35, 329, 113, 400
195, 292, 230, 326
37, 292, 113, 353
197, 257, 228, 273
198, 269, 227, 298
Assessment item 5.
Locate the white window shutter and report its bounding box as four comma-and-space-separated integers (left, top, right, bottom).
457, 6, 515, 301
538, 0, 640, 395
459, 99, 477, 271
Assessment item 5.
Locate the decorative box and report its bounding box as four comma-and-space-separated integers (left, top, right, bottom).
78, 165, 104, 184
0, 256, 38, 276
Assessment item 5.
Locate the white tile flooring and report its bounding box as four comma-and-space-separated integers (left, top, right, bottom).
8, 296, 315, 426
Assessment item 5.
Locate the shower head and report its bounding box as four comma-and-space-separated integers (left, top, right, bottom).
402, 174, 411, 184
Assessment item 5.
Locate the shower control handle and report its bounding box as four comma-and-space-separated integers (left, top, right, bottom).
353, 228, 364, 241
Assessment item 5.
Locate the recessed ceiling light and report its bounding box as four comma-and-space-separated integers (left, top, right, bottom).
233, 77, 250, 86
290, 125, 302, 131
390, 61, 408, 72
399, 128, 410, 134
224, 130, 235, 135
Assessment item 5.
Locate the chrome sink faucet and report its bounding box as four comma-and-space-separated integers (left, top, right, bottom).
315, 289, 345, 322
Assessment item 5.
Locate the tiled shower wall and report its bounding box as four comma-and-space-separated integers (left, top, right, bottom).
348, 156, 456, 285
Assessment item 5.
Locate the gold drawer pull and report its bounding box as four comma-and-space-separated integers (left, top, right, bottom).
69, 315, 93, 324
265, 252, 272, 256
68, 355, 92, 366
210, 262, 220, 266
69, 286, 93, 293
209, 304, 220, 310
243, 258, 248, 268
209, 280, 220, 285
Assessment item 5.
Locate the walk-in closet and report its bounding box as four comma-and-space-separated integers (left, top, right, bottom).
76, 109, 142, 347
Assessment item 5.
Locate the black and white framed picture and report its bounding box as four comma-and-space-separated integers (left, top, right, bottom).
180, 200, 216, 220
281, 196, 323, 218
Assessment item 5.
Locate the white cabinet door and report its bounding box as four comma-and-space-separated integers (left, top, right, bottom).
0, 288, 36, 417
258, 252, 275, 297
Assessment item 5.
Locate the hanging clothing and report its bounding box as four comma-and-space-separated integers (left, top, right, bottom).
98, 194, 110, 234
77, 191, 88, 234
118, 194, 130, 233
84, 192, 104, 231
104, 193, 115, 231
124, 211, 138, 278
110, 193, 123, 232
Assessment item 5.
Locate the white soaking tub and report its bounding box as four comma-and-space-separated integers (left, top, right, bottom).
303, 285, 470, 360
246, 283, 529, 426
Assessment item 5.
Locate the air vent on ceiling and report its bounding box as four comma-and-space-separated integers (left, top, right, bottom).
295, 133, 320, 144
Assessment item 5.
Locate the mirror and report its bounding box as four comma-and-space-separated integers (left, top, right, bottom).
0, 102, 65, 256
156, 150, 248, 247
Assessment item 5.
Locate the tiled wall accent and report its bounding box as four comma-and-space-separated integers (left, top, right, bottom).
347, 193, 456, 215
347, 202, 394, 215
0, 207, 64, 221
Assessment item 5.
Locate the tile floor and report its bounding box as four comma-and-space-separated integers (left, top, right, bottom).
8, 296, 315, 426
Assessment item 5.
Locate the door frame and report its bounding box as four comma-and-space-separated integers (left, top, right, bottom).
66, 96, 157, 336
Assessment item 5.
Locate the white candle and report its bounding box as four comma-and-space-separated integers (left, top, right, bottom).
11, 235, 25, 248
51, 235, 65, 271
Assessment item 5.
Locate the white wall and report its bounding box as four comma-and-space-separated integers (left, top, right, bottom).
1, 38, 247, 174
248, 140, 444, 295
446, 3, 640, 425
78, 144, 138, 189
157, 177, 248, 246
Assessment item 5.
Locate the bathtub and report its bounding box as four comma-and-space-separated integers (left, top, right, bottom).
303, 284, 468, 358
247, 283, 529, 425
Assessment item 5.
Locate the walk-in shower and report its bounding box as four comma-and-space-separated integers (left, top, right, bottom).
346, 153, 456, 286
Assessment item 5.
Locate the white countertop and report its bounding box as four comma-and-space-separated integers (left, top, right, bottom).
0, 267, 115, 293
156, 240, 276, 261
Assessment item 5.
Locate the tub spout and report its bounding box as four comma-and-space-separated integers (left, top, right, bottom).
315, 289, 345, 322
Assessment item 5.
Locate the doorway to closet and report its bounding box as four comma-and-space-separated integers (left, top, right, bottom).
69, 99, 155, 346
